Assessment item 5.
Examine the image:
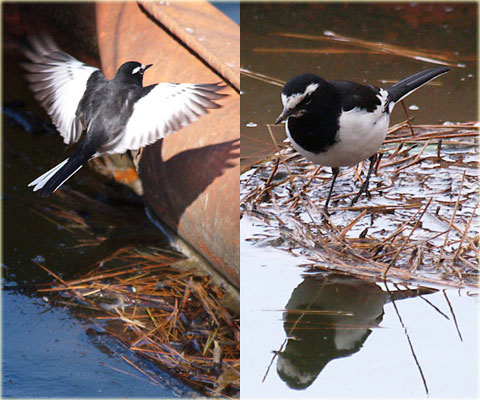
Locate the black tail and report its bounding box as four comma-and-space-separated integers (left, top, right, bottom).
387, 66, 450, 104
29, 149, 93, 197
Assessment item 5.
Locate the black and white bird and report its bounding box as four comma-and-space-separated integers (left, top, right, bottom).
275, 67, 449, 215
22, 35, 225, 196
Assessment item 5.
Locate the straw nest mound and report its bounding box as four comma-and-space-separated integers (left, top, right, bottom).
241, 121, 479, 288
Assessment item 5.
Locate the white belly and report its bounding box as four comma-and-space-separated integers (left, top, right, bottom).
286, 103, 390, 168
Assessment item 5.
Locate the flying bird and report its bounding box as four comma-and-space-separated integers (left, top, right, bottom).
22, 35, 225, 196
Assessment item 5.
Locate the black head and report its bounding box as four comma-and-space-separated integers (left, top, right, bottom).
113, 61, 153, 85
275, 74, 329, 124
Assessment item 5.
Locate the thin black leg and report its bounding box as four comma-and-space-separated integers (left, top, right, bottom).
324, 167, 339, 216
351, 153, 377, 206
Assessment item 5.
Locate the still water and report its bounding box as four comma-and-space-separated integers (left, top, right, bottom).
3, 290, 194, 397
241, 217, 479, 398
240, 3, 477, 170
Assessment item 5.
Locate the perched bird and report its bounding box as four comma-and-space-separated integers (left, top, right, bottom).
22, 35, 225, 196
275, 67, 449, 215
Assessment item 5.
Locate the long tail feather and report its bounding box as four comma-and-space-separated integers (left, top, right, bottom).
387, 66, 450, 104
29, 158, 69, 190
29, 151, 91, 196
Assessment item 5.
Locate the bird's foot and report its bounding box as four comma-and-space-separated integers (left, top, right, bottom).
351, 180, 371, 206
322, 205, 331, 218
350, 192, 361, 206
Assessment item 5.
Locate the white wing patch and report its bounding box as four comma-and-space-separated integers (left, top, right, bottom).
22, 35, 99, 145
114, 83, 224, 154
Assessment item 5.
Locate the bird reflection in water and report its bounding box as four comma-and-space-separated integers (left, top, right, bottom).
276, 274, 436, 389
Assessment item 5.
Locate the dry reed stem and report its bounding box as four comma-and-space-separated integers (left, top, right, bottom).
394, 140, 430, 173
121, 355, 165, 387
400, 101, 416, 136
453, 197, 480, 262
435, 171, 466, 278
435, 215, 478, 255
385, 283, 429, 395
102, 362, 157, 385
337, 210, 368, 240
240, 68, 284, 87
273, 31, 465, 66
385, 131, 478, 144
34, 261, 97, 306
242, 120, 478, 288
253, 48, 383, 55
442, 290, 463, 342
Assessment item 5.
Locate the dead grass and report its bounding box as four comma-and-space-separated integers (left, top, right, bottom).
241, 122, 479, 288
33, 189, 239, 397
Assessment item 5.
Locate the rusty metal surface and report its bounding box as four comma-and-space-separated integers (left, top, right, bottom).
96, 1, 240, 288
139, 1, 239, 90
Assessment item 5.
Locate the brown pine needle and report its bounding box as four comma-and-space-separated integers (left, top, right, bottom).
338, 210, 368, 240
121, 356, 165, 387
386, 197, 433, 278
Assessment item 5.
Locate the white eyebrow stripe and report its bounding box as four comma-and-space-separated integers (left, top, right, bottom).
132, 65, 143, 74
304, 82, 319, 96
283, 82, 319, 110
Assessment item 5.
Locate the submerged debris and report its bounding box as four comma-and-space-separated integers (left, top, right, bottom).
34, 187, 239, 397
264, 30, 471, 67
241, 122, 479, 287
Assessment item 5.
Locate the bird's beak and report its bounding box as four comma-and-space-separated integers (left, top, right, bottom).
144, 64, 153, 71
275, 109, 289, 125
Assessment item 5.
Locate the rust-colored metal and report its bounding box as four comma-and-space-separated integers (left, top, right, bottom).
139, 1, 239, 90
96, 2, 240, 288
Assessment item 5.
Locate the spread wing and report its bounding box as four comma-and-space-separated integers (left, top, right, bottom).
115, 83, 226, 153
21, 35, 102, 145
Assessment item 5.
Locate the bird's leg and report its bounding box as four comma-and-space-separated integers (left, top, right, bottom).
323, 167, 340, 216
351, 153, 377, 206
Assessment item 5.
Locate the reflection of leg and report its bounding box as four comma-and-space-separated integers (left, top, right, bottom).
324, 167, 339, 216
351, 153, 377, 206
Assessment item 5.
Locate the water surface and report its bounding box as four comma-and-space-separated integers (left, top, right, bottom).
240, 3, 477, 169
241, 216, 479, 398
